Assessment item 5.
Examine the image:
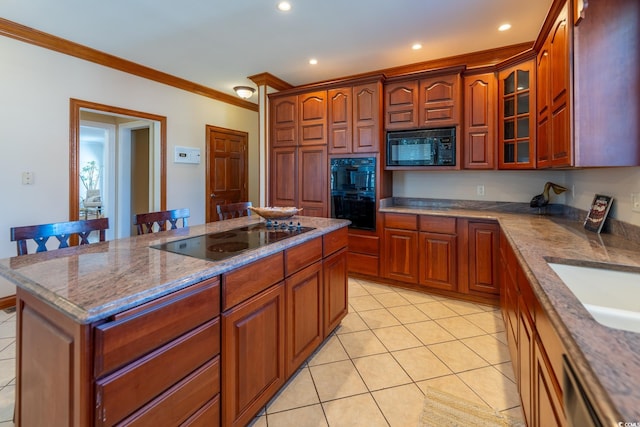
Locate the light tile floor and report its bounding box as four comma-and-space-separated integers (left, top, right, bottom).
0, 277, 525, 427
250, 277, 525, 427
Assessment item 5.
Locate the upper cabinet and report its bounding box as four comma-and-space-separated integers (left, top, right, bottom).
384, 80, 419, 130
419, 73, 462, 128
298, 91, 327, 146
328, 79, 382, 154
537, 1, 572, 168
498, 58, 536, 169
271, 95, 298, 147
463, 71, 497, 169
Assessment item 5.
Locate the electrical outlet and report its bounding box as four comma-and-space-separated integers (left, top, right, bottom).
477, 185, 485, 196
22, 171, 33, 185
632, 192, 640, 213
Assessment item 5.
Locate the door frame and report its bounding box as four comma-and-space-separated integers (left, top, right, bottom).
205, 125, 249, 222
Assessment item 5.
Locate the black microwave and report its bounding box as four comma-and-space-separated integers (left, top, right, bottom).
386, 127, 456, 167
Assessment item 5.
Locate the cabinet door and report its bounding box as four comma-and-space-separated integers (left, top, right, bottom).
299, 91, 327, 146
518, 295, 534, 427
419, 73, 461, 127
534, 337, 565, 427
384, 80, 419, 130
323, 248, 348, 336
498, 59, 536, 169
286, 262, 323, 377
383, 228, 418, 283
418, 232, 457, 291
467, 221, 500, 294
353, 81, 381, 153
270, 95, 298, 147
270, 146, 297, 207
298, 145, 327, 217
222, 283, 285, 427
549, 2, 571, 167
328, 87, 352, 154
464, 72, 496, 169
537, 43, 552, 168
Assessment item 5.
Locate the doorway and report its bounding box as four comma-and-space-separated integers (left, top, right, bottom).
70, 99, 166, 239
206, 125, 249, 222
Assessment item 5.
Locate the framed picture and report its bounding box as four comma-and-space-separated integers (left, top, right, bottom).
584, 194, 613, 233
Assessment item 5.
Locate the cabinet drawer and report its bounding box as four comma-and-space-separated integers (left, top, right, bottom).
323, 227, 348, 256
116, 356, 220, 426
286, 237, 322, 276
348, 234, 379, 256
94, 278, 220, 377
384, 213, 417, 230
222, 252, 284, 310
419, 216, 456, 234
348, 252, 379, 276
183, 395, 220, 427
95, 319, 220, 427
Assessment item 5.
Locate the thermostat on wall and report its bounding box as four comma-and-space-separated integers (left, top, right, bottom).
174, 146, 201, 164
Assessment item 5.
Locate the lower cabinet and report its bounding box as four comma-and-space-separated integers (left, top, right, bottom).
382, 213, 418, 283
323, 248, 349, 336
418, 216, 457, 291
222, 283, 286, 427
466, 220, 500, 295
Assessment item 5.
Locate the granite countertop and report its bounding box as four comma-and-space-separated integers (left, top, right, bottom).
0, 216, 349, 324
380, 200, 640, 424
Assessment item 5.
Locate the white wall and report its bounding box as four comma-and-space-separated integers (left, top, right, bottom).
0, 36, 259, 297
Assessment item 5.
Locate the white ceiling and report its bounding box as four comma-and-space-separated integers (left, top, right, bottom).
1, 0, 553, 101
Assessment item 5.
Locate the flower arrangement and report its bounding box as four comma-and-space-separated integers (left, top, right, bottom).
80, 161, 100, 191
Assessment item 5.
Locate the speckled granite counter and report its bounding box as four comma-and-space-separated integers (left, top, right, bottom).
0, 216, 349, 324
381, 198, 640, 424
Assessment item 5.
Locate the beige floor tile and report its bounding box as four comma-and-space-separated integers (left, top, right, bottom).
266, 404, 328, 427
394, 289, 440, 304
359, 280, 396, 295
308, 335, 350, 366
267, 367, 319, 413
372, 292, 411, 308
492, 330, 509, 345
248, 415, 267, 427
494, 361, 517, 383
461, 334, 511, 365
392, 346, 452, 381
349, 295, 384, 312
416, 374, 487, 407
348, 283, 369, 297
338, 330, 387, 358
387, 305, 430, 324
441, 299, 486, 315
372, 325, 423, 352
353, 353, 412, 391
435, 316, 487, 339
358, 308, 401, 329
309, 360, 368, 401
405, 320, 456, 345
334, 312, 368, 335
464, 310, 506, 334
414, 301, 458, 319
457, 366, 521, 411
372, 383, 425, 427
322, 393, 388, 427
428, 341, 489, 372
501, 405, 526, 423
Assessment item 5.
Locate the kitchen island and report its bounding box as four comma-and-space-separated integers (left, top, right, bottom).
0, 216, 350, 427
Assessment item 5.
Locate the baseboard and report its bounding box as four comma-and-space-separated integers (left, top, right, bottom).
0, 294, 16, 310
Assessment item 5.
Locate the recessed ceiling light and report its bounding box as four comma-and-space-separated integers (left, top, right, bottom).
309, 58, 318, 65
277, 1, 291, 12
412, 43, 423, 50
498, 23, 512, 31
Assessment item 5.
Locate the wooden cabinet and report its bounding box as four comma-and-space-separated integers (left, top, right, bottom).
537, 1, 572, 168
463, 71, 496, 169
270, 146, 297, 208
271, 95, 298, 148
383, 213, 418, 283
298, 91, 327, 146
419, 73, 461, 128
498, 59, 536, 169
518, 266, 535, 427
347, 232, 380, 277
298, 145, 328, 217
384, 80, 419, 130
323, 247, 348, 336
466, 220, 500, 295
222, 282, 286, 427
418, 216, 457, 291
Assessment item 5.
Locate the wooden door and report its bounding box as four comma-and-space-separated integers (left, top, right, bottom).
270, 95, 298, 147
464, 72, 496, 169
418, 232, 457, 291
549, 2, 571, 167
537, 42, 552, 168
298, 91, 327, 146
221, 283, 285, 427
383, 228, 418, 283
270, 146, 297, 208
328, 87, 352, 154
467, 221, 500, 294
206, 126, 248, 222
419, 73, 461, 127
297, 145, 327, 217
353, 81, 381, 153
323, 248, 348, 337
285, 262, 323, 377
384, 80, 419, 130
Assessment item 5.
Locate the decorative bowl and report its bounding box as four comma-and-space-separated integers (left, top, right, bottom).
249, 206, 302, 220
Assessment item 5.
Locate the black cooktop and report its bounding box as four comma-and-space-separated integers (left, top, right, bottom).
151, 222, 315, 262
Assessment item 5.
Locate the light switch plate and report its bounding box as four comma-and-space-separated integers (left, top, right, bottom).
174, 146, 201, 164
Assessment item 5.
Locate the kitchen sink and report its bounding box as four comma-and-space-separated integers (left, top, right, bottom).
547, 261, 640, 334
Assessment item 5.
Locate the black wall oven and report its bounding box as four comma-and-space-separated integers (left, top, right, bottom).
330, 157, 376, 231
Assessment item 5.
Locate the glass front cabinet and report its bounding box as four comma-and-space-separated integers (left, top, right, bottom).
498, 59, 536, 169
